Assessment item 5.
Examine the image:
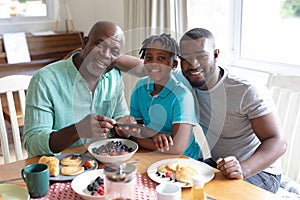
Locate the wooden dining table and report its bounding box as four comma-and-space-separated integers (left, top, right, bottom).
0, 144, 277, 200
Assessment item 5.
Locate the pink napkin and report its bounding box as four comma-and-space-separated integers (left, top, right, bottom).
31, 173, 157, 200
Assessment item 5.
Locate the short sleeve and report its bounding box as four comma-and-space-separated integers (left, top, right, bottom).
130, 80, 143, 120
172, 86, 197, 125
241, 83, 274, 119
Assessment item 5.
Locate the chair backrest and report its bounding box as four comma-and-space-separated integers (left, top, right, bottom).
267, 74, 300, 183
194, 124, 211, 159
0, 75, 32, 163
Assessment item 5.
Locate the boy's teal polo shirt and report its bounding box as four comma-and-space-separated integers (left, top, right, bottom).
130, 75, 200, 159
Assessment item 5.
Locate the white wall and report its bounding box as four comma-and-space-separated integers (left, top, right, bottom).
66, 0, 124, 36
0, 0, 124, 36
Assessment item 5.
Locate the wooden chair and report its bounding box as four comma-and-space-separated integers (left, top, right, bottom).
267, 74, 300, 183
0, 75, 32, 163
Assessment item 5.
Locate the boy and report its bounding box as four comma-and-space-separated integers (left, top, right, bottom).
129, 33, 201, 159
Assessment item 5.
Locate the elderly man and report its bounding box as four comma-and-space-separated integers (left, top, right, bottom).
24, 21, 131, 157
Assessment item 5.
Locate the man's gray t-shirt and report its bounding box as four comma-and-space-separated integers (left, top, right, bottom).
173, 67, 281, 174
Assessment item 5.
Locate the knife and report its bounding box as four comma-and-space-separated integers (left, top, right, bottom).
115, 122, 145, 129
0, 177, 23, 184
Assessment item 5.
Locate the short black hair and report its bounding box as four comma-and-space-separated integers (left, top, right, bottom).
139, 33, 180, 59
180, 28, 215, 49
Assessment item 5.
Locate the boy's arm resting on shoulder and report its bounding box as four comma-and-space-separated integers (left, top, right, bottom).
240, 113, 287, 178
116, 54, 146, 77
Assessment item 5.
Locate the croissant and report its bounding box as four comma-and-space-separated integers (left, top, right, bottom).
38, 156, 60, 177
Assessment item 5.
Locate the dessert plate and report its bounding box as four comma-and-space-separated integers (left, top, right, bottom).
147, 158, 214, 188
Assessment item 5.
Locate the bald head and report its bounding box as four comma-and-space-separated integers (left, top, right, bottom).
88, 21, 125, 48
74, 21, 125, 76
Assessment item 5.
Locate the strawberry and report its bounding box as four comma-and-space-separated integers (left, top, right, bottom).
120, 151, 129, 155
165, 171, 172, 177
97, 185, 104, 195
110, 152, 117, 156
82, 159, 95, 168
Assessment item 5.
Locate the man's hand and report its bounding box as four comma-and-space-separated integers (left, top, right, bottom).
114, 116, 141, 138
151, 133, 173, 152
75, 114, 116, 138
216, 156, 244, 180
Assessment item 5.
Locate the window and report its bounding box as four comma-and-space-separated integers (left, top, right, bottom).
187, 0, 300, 75
0, 0, 53, 21
241, 0, 299, 66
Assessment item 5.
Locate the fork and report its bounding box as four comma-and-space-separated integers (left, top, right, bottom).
71, 148, 89, 159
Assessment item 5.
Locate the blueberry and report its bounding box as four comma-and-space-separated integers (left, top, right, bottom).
87, 183, 93, 191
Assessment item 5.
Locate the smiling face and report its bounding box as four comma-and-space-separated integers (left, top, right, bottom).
180, 37, 218, 90
80, 21, 124, 77
144, 40, 177, 85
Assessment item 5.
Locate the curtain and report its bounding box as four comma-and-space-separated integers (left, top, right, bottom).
122, 0, 187, 105
123, 0, 187, 56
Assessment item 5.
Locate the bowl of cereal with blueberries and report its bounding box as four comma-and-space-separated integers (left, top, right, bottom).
87, 139, 138, 164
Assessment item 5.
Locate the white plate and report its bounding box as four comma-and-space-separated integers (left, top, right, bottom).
147, 158, 214, 188
71, 169, 105, 200
0, 183, 29, 200
49, 154, 98, 182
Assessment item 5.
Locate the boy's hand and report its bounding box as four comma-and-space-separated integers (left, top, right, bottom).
151, 133, 173, 152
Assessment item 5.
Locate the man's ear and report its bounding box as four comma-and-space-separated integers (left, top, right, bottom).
172, 60, 178, 69
214, 49, 220, 58
82, 36, 89, 49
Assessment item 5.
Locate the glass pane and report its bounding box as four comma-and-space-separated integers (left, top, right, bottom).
187, 0, 232, 63
241, 0, 300, 66
0, 0, 47, 19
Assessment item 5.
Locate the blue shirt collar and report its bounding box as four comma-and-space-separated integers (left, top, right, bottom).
147, 75, 178, 98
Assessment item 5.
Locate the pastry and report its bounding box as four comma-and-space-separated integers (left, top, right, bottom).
157, 161, 200, 185
61, 165, 84, 176
158, 162, 178, 173
60, 155, 82, 166
158, 163, 169, 173
38, 156, 60, 177
166, 162, 180, 172
175, 164, 199, 184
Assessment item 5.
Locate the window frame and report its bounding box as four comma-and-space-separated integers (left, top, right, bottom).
230, 0, 300, 75
0, 0, 55, 22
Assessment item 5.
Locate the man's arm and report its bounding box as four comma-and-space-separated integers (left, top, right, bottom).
49, 114, 115, 153
240, 113, 287, 178
217, 113, 287, 179
23, 76, 116, 157
116, 54, 145, 77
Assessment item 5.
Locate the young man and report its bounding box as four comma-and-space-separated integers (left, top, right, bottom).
24, 21, 134, 157
174, 28, 287, 193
